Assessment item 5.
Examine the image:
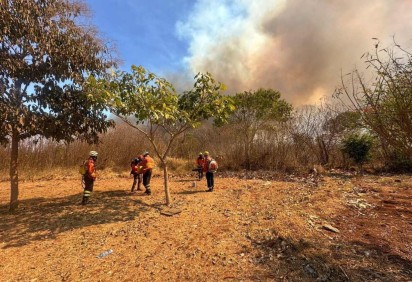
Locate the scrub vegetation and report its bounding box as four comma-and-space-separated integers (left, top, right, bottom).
1, 1, 411, 281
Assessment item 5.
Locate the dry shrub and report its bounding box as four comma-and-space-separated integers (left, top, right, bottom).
0, 123, 151, 174
162, 157, 193, 175
0, 167, 133, 183
0, 104, 378, 177
313, 164, 326, 174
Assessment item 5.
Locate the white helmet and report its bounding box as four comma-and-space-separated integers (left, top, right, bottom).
89, 151, 98, 157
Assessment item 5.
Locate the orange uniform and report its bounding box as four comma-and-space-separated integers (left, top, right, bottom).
195, 154, 205, 180
85, 158, 97, 180
197, 156, 205, 167
82, 152, 98, 205
202, 153, 214, 192
141, 155, 154, 174
202, 156, 212, 173
141, 154, 155, 195
130, 157, 143, 192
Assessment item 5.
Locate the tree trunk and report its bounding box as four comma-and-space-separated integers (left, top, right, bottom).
358, 163, 363, 176
244, 136, 250, 170
9, 130, 19, 211
163, 162, 171, 206
317, 138, 329, 165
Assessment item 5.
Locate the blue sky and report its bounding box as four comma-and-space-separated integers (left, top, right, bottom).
84, 0, 412, 105
85, 0, 193, 74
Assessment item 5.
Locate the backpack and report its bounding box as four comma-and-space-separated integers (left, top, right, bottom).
209, 159, 218, 173
79, 160, 87, 175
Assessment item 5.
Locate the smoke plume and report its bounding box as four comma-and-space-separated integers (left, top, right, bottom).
176, 0, 412, 105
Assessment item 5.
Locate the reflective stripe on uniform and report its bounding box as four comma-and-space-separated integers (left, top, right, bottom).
84, 190, 91, 196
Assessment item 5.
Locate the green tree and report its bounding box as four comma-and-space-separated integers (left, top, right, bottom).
92, 65, 234, 205
230, 89, 292, 169
0, 0, 115, 210
319, 109, 363, 164
324, 110, 362, 137
342, 133, 374, 173
336, 40, 412, 162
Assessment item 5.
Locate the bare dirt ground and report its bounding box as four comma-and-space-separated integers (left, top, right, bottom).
0, 171, 411, 281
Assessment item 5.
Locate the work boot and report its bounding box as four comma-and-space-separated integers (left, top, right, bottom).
145, 189, 151, 195
81, 197, 89, 205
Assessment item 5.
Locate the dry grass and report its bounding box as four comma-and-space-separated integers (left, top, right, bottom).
0, 173, 411, 281
0, 160, 193, 183
0, 167, 132, 183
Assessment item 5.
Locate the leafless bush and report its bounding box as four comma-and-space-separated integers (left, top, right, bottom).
0, 123, 151, 176
0, 102, 361, 177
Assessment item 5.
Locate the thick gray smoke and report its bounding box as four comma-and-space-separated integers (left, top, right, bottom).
176, 0, 412, 105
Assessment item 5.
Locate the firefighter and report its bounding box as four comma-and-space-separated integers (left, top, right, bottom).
196, 152, 205, 180
82, 151, 98, 205
202, 151, 218, 192
130, 155, 143, 193
141, 151, 155, 195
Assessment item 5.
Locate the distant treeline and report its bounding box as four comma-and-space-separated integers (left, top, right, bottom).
1, 97, 411, 175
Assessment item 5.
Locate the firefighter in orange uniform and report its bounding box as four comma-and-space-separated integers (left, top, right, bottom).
202, 151, 217, 192
82, 151, 98, 205
130, 155, 143, 193
141, 151, 155, 195
196, 152, 205, 180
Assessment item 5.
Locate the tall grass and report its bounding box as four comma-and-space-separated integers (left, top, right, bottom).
1, 105, 389, 181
